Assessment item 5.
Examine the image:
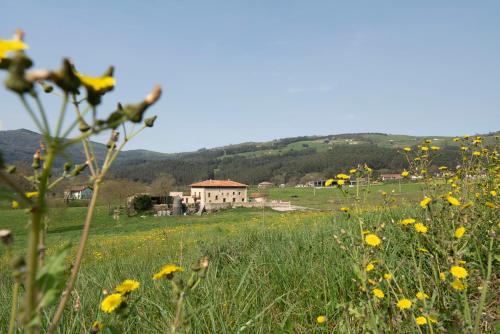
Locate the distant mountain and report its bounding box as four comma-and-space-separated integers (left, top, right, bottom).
0, 129, 170, 167
1, 129, 497, 185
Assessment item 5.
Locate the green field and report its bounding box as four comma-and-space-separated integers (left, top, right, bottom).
0, 182, 497, 333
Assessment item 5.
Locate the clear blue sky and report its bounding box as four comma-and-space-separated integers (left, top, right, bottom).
1, 1, 499, 152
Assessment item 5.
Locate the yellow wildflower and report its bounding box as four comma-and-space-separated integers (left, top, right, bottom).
100, 293, 123, 313
25, 191, 39, 199
396, 298, 412, 310
400, 218, 415, 225
416, 292, 429, 300
349, 168, 357, 174
421, 146, 429, 151
439, 272, 446, 281
414, 223, 428, 234
325, 178, 334, 187
373, 288, 384, 299
447, 196, 461, 206
490, 190, 497, 197
337, 179, 345, 186
115, 279, 140, 294
368, 278, 376, 285
401, 170, 409, 177
438, 166, 448, 171
76, 72, 115, 92
366, 263, 375, 272
452, 137, 460, 142
11, 200, 19, 209
454, 227, 465, 239
472, 151, 481, 156
336, 173, 350, 180
91, 321, 104, 332
450, 266, 468, 279
431, 146, 440, 150
153, 264, 183, 280
420, 197, 431, 209
403, 147, 411, 152
461, 146, 468, 151
451, 280, 466, 291
339, 207, 349, 213
365, 234, 381, 247
416, 316, 427, 326
383, 273, 393, 280
0, 37, 28, 59
316, 315, 327, 324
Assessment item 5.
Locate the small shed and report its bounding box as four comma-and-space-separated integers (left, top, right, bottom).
258, 181, 274, 189
64, 185, 93, 201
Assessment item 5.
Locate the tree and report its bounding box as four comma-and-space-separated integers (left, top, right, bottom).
150, 173, 176, 197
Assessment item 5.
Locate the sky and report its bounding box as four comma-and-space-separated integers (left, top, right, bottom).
0, 1, 499, 153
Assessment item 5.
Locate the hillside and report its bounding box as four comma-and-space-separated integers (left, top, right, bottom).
1, 129, 497, 185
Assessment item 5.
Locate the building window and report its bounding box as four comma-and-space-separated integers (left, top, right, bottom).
238, 192, 241, 195
215, 195, 218, 200
208, 192, 211, 197
223, 198, 226, 203
242, 198, 245, 202
232, 198, 235, 202
233, 191, 235, 195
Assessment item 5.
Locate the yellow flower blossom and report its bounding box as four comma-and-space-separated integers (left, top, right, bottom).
454, 227, 465, 239
490, 190, 497, 197
365, 263, 375, 272
336, 173, 350, 180
431, 146, 440, 150
0, 38, 28, 59
416, 292, 429, 300
337, 179, 345, 186
325, 178, 334, 187
11, 200, 19, 209
400, 218, 415, 225
383, 273, 393, 280
340, 207, 349, 212
153, 264, 183, 280
401, 170, 409, 177
100, 293, 123, 313
414, 223, 428, 234
403, 147, 411, 152
420, 197, 431, 209
421, 146, 429, 151
316, 315, 327, 324
76, 72, 115, 92
25, 191, 39, 199
416, 316, 427, 326
365, 234, 381, 247
349, 168, 357, 174
373, 288, 384, 299
447, 196, 461, 206
450, 266, 468, 279
452, 137, 460, 142
115, 279, 140, 294
439, 272, 446, 281
451, 280, 466, 291
472, 151, 481, 156
396, 298, 412, 310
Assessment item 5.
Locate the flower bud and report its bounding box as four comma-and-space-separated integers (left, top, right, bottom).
52, 59, 80, 93
70, 163, 87, 176
32, 149, 41, 169
144, 115, 157, 127
4, 52, 33, 94
64, 162, 72, 172
0, 229, 13, 246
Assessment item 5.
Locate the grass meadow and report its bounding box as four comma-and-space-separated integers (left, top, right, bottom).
1, 178, 498, 333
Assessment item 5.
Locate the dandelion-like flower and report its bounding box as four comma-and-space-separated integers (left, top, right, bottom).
439, 272, 446, 281
450, 266, 468, 279
0, 36, 28, 60
396, 298, 412, 310
420, 197, 431, 209
365, 234, 381, 247
416, 316, 427, 326
383, 273, 393, 280
416, 292, 429, 300
100, 293, 123, 313
115, 279, 140, 294
325, 178, 334, 187
454, 227, 465, 239
403, 147, 411, 152
451, 280, 466, 291
316, 315, 327, 324
337, 179, 345, 186
336, 173, 350, 180
401, 170, 409, 177
447, 196, 461, 206
414, 223, 428, 234
340, 207, 349, 213
11, 200, 19, 209
153, 264, 184, 280
400, 218, 415, 225
373, 288, 384, 299
365, 263, 375, 272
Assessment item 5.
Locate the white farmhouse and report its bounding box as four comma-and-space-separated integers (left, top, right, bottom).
190, 179, 248, 207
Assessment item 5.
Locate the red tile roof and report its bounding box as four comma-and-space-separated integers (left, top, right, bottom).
190, 179, 248, 188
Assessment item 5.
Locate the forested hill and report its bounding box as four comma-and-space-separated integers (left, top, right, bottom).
110, 132, 498, 185
1, 129, 497, 185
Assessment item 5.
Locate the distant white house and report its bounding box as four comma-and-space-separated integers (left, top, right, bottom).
64, 185, 93, 201
190, 179, 248, 207
258, 181, 274, 189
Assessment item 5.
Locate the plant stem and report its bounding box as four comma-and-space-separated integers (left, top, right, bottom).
33, 93, 51, 136
25, 148, 55, 333
8, 281, 20, 334
171, 291, 185, 334
47, 181, 101, 334
54, 93, 68, 137
472, 235, 494, 333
